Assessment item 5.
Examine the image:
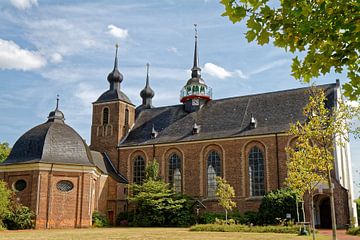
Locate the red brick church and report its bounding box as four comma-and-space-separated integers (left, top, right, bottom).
0, 30, 357, 229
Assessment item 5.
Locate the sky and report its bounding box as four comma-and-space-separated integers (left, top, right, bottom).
0, 0, 359, 195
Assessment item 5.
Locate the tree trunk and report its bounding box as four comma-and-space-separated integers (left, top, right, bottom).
225, 209, 228, 224
328, 169, 337, 240
302, 200, 307, 233
310, 194, 316, 240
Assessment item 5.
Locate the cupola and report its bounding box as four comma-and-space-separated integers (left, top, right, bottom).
180, 24, 212, 113
140, 63, 155, 108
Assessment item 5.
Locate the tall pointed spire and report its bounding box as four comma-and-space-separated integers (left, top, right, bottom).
107, 44, 123, 90
140, 63, 154, 108
191, 24, 201, 79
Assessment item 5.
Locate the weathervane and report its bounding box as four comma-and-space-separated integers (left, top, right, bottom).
56, 94, 60, 110
194, 24, 198, 38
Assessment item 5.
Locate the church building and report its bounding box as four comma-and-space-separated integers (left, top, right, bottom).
0, 28, 357, 229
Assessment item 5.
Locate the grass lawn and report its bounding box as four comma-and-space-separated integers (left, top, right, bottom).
0, 227, 331, 240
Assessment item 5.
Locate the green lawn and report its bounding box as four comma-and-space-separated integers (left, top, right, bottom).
0, 227, 330, 240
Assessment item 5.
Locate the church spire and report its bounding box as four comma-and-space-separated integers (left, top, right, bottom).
140, 63, 154, 108
191, 24, 201, 79
107, 44, 123, 90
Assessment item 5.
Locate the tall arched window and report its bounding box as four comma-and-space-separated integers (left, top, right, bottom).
125, 109, 129, 126
133, 156, 145, 184
168, 153, 181, 191
207, 150, 221, 197
248, 146, 265, 196
103, 107, 109, 125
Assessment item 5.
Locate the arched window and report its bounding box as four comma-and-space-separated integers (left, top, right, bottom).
207, 150, 221, 197
103, 107, 109, 125
248, 146, 265, 196
133, 156, 146, 184
168, 153, 181, 189
125, 108, 129, 126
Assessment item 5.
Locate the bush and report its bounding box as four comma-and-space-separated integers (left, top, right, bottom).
199, 212, 244, 224
116, 211, 134, 226
0, 180, 11, 228
258, 188, 300, 225
242, 211, 259, 225
190, 224, 299, 233
3, 205, 34, 230
92, 211, 110, 227
347, 227, 360, 236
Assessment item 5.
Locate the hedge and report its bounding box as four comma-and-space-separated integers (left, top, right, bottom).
190, 224, 299, 234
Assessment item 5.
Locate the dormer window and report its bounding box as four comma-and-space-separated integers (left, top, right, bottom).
192, 123, 200, 134
151, 125, 158, 139
249, 114, 257, 129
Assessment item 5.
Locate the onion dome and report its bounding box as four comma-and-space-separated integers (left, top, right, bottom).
107, 44, 123, 87
140, 63, 154, 107
3, 97, 93, 166
180, 24, 212, 104
95, 45, 133, 105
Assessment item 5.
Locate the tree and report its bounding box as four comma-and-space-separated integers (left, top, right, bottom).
0, 180, 11, 228
286, 86, 358, 240
0, 142, 11, 163
220, 0, 360, 100
128, 160, 193, 226
215, 176, 236, 223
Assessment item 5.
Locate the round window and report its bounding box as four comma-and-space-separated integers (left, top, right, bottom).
14, 179, 27, 192
56, 180, 74, 192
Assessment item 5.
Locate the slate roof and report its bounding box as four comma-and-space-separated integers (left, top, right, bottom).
95, 89, 133, 105
3, 121, 94, 166
120, 83, 337, 147
91, 151, 128, 183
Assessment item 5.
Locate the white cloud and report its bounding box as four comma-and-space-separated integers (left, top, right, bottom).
107, 25, 129, 39
235, 69, 248, 79
249, 59, 289, 76
0, 38, 46, 71
10, 0, 38, 10
50, 52, 63, 63
203, 62, 232, 79
167, 47, 178, 54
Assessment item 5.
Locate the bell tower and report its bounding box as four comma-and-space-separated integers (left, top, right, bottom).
180, 24, 212, 112
90, 45, 135, 162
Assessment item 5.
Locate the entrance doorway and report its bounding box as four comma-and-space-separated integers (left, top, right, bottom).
319, 197, 332, 229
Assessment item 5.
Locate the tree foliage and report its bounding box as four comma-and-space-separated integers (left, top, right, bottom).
285, 86, 358, 239
0, 180, 11, 228
220, 0, 360, 100
215, 177, 236, 222
128, 160, 194, 226
258, 188, 300, 225
0, 142, 11, 163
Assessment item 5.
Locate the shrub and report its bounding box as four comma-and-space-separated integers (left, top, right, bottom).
258, 188, 300, 225
347, 227, 360, 236
190, 224, 299, 233
116, 211, 134, 226
4, 205, 34, 230
242, 211, 259, 225
92, 211, 110, 227
0, 181, 11, 228
199, 212, 244, 224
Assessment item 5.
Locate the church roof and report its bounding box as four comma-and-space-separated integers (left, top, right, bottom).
120, 83, 337, 147
95, 89, 133, 105
4, 121, 94, 166
91, 151, 128, 183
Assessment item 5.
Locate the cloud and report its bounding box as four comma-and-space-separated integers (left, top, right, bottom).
10, 0, 38, 10
167, 47, 178, 54
203, 63, 232, 79
0, 38, 46, 71
107, 25, 129, 39
235, 69, 248, 79
249, 59, 289, 76
50, 52, 63, 63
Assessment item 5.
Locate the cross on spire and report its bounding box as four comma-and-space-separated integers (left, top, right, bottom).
192, 23, 201, 78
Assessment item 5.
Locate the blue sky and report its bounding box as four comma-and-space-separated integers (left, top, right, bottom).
0, 0, 359, 195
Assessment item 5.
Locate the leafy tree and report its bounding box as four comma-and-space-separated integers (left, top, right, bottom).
215, 176, 236, 223
258, 188, 301, 225
0, 180, 11, 228
286, 86, 358, 240
0, 142, 11, 163
220, 0, 360, 100
128, 160, 193, 226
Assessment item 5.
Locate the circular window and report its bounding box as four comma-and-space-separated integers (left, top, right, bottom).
14, 179, 27, 192
56, 180, 74, 192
